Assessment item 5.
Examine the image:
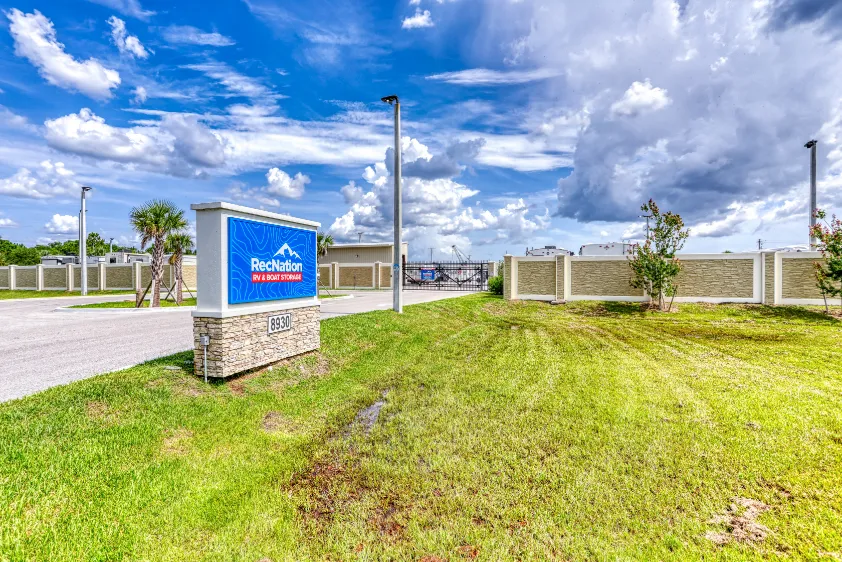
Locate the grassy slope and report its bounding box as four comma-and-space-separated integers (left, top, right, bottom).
1, 296, 841, 561
0, 290, 135, 300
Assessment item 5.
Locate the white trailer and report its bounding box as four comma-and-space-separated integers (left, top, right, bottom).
579, 242, 636, 256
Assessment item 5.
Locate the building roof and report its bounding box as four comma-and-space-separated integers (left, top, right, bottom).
326, 242, 407, 248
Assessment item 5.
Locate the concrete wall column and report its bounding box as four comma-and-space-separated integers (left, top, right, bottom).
374, 262, 381, 289
98, 263, 107, 290
331, 262, 339, 289
35, 264, 44, 291
66, 264, 74, 291
488, 261, 498, 277
503, 255, 513, 300
8, 265, 16, 290
132, 262, 142, 291
563, 255, 572, 300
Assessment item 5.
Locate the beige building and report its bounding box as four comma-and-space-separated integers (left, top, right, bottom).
318, 242, 408, 265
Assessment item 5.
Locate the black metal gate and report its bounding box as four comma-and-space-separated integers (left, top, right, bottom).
403, 261, 488, 291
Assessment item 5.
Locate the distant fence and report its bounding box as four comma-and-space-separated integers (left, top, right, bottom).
317, 260, 498, 291
319, 262, 391, 290
0, 263, 197, 293
503, 252, 829, 306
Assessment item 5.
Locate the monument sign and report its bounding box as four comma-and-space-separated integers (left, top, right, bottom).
191, 202, 320, 379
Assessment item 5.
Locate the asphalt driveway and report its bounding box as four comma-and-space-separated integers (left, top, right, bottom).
0, 290, 475, 402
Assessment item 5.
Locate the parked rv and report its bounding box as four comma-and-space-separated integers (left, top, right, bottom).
579, 242, 636, 256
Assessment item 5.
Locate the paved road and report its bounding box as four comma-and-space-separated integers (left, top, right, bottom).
0, 290, 475, 402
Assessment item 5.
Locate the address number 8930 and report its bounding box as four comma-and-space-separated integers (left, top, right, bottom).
267, 313, 292, 335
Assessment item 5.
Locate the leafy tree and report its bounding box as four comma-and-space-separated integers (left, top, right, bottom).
810, 209, 842, 314
628, 199, 689, 311
165, 232, 194, 304
317, 232, 334, 258
130, 200, 187, 308
86, 232, 110, 256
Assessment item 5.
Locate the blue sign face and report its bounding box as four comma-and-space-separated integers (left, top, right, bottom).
420, 268, 436, 281
228, 217, 317, 304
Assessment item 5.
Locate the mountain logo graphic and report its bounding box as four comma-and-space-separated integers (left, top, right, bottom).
273, 243, 301, 260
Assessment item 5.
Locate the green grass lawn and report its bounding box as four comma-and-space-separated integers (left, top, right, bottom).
0, 289, 135, 300
2, 295, 841, 560
71, 295, 344, 309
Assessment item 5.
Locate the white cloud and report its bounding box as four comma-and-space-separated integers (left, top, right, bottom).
226, 183, 281, 208
85, 0, 155, 20
226, 168, 310, 206
161, 25, 235, 46
43, 108, 227, 177
0, 161, 79, 199
132, 86, 148, 104
182, 60, 283, 115
108, 16, 149, 59
329, 137, 550, 254
7, 9, 121, 100
108, 17, 148, 60
0, 106, 37, 133
402, 8, 434, 29
44, 214, 79, 234
610, 80, 671, 117
471, 0, 842, 225
427, 68, 562, 85
44, 108, 167, 168
266, 168, 310, 199
0, 217, 17, 228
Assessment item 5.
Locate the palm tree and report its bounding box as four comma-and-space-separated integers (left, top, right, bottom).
317, 232, 334, 258
130, 200, 187, 307
165, 232, 194, 304
316, 232, 334, 289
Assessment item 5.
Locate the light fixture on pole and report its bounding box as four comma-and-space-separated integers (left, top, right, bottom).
79, 186, 92, 295
638, 214, 653, 239
109, 237, 114, 253
381, 94, 402, 313
805, 140, 818, 249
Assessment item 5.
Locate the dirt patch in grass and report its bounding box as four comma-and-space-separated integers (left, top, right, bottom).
261, 411, 301, 434
265, 352, 333, 393
372, 501, 407, 540
291, 459, 367, 526
705, 497, 771, 546
85, 401, 114, 420
161, 428, 193, 456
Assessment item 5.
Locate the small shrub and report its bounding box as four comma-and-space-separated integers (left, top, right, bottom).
488, 275, 503, 295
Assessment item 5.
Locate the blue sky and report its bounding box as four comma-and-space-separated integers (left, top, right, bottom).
0, 0, 841, 259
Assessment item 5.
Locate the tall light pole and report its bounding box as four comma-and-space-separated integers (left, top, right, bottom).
79, 186, 92, 295
805, 140, 818, 249
109, 237, 114, 253
382, 94, 402, 313
639, 214, 653, 239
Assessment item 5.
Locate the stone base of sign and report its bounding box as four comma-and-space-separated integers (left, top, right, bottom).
193, 305, 320, 378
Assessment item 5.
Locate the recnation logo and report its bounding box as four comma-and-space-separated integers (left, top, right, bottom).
251, 243, 304, 283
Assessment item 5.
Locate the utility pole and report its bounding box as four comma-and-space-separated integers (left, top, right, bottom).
381, 94, 402, 313
79, 186, 92, 295
757, 238, 763, 250
639, 214, 653, 239
429, 247, 434, 262
805, 140, 818, 249
357, 232, 363, 244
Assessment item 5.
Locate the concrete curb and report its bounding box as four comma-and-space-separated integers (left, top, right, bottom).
54, 305, 197, 314
0, 294, 136, 304
319, 295, 354, 301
